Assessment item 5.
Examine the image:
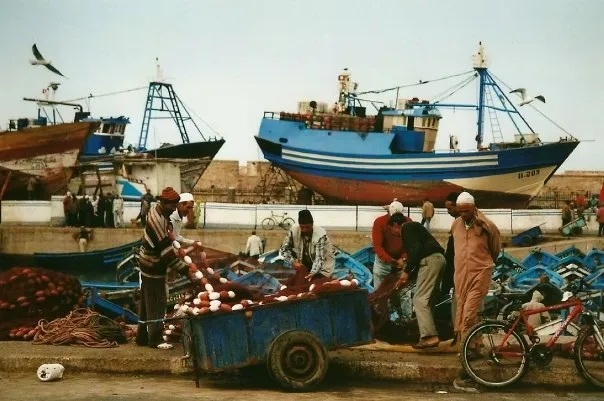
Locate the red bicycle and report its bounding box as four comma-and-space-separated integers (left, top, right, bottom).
460, 280, 604, 388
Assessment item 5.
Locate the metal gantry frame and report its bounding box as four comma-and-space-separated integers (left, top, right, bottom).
137, 81, 207, 151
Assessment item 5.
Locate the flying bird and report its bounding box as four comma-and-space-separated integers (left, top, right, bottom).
509, 88, 545, 106
30, 44, 66, 78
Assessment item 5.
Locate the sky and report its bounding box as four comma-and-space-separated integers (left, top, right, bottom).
1, 0, 603, 171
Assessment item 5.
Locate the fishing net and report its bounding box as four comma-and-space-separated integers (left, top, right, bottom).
0, 267, 85, 340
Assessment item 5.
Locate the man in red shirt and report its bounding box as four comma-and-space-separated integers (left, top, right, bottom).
597, 203, 604, 237
372, 200, 412, 289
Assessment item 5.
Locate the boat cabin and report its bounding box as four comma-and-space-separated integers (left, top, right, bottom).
80, 116, 130, 156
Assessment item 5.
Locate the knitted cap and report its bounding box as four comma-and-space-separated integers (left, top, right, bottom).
298, 209, 314, 224
159, 187, 180, 203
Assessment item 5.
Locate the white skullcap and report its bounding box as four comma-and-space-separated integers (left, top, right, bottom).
456, 191, 475, 205
179, 192, 194, 203
388, 200, 404, 215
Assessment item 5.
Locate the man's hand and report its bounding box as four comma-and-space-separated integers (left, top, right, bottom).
395, 258, 406, 270
396, 272, 409, 289
305, 273, 315, 282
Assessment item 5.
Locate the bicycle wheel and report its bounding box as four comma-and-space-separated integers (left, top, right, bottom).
262, 217, 276, 230
461, 321, 530, 388
574, 325, 604, 388
282, 217, 295, 230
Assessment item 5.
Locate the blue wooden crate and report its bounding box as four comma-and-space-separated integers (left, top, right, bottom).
183, 289, 372, 372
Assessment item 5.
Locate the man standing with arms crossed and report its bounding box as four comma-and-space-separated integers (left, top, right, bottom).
451, 191, 501, 392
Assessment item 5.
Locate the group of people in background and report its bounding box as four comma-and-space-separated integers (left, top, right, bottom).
62, 192, 125, 228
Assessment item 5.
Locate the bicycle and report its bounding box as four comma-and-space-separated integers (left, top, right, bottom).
261, 211, 295, 231
460, 278, 604, 389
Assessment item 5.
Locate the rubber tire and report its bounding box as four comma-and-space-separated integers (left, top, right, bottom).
262, 217, 276, 230
282, 217, 295, 230
574, 326, 604, 388
461, 321, 530, 388
266, 330, 328, 392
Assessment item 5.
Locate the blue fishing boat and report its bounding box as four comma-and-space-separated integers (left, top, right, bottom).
33, 240, 142, 282
255, 43, 579, 208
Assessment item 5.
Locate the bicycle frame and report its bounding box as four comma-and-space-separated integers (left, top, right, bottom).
497, 297, 583, 356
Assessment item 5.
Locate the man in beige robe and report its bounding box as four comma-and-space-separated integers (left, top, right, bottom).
451, 191, 501, 392
452, 191, 500, 340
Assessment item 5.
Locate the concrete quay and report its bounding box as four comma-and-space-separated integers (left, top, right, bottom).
0, 341, 589, 389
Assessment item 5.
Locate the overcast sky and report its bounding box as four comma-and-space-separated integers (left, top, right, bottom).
1, 0, 602, 171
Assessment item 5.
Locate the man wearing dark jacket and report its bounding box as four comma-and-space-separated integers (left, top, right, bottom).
392, 216, 446, 349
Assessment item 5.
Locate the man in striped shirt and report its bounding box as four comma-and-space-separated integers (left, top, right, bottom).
136, 187, 188, 348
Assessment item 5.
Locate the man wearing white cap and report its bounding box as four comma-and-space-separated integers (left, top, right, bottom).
169, 192, 197, 246
371, 199, 412, 289
451, 191, 501, 392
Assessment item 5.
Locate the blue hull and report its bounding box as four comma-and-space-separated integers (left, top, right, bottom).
256, 118, 579, 208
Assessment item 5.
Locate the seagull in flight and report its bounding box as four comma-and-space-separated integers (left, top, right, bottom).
510, 88, 545, 106
30, 44, 66, 78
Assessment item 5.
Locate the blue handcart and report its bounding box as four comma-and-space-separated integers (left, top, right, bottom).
511, 223, 545, 247
182, 289, 372, 391
560, 216, 587, 236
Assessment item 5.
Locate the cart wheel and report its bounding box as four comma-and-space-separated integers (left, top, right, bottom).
266, 330, 328, 391
520, 235, 533, 247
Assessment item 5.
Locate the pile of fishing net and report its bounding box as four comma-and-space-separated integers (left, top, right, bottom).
33, 308, 129, 348
0, 267, 85, 340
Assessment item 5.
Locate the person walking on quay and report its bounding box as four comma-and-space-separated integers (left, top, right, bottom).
279, 210, 334, 285
597, 202, 604, 237
104, 193, 114, 228
371, 200, 412, 289
392, 217, 446, 350
245, 230, 264, 259
561, 200, 572, 227
27, 176, 37, 200
62, 192, 72, 226
113, 195, 124, 228
91, 194, 99, 227
136, 187, 188, 349
68, 193, 79, 227
73, 226, 93, 252
421, 198, 435, 232
451, 191, 501, 393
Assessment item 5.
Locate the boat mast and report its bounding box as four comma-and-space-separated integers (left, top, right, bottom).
473, 42, 488, 149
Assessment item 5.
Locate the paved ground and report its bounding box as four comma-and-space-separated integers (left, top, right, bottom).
1, 372, 602, 401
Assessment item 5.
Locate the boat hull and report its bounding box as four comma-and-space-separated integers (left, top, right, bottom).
143, 139, 225, 191
255, 128, 580, 208
0, 121, 100, 199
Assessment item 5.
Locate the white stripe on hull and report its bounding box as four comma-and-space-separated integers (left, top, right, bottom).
0, 149, 79, 177
283, 154, 498, 170
445, 165, 557, 197
283, 148, 498, 164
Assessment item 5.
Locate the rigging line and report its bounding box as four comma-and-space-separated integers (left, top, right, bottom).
63, 86, 148, 103
178, 97, 223, 139
431, 74, 478, 103
356, 70, 475, 95
489, 73, 577, 140
433, 74, 478, 104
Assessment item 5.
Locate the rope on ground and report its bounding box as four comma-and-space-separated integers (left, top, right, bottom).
33, 308, 127, 348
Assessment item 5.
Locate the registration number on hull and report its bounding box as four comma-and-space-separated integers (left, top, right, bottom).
518, 169, 540, 179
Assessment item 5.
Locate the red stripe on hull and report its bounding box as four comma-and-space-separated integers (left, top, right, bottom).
285, 170, 531, 208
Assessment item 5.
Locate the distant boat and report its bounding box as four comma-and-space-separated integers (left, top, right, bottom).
255, 43, 579, 208
0, 94, 99, 199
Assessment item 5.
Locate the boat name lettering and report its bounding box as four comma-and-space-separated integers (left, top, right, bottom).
517, 169, 540, 179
